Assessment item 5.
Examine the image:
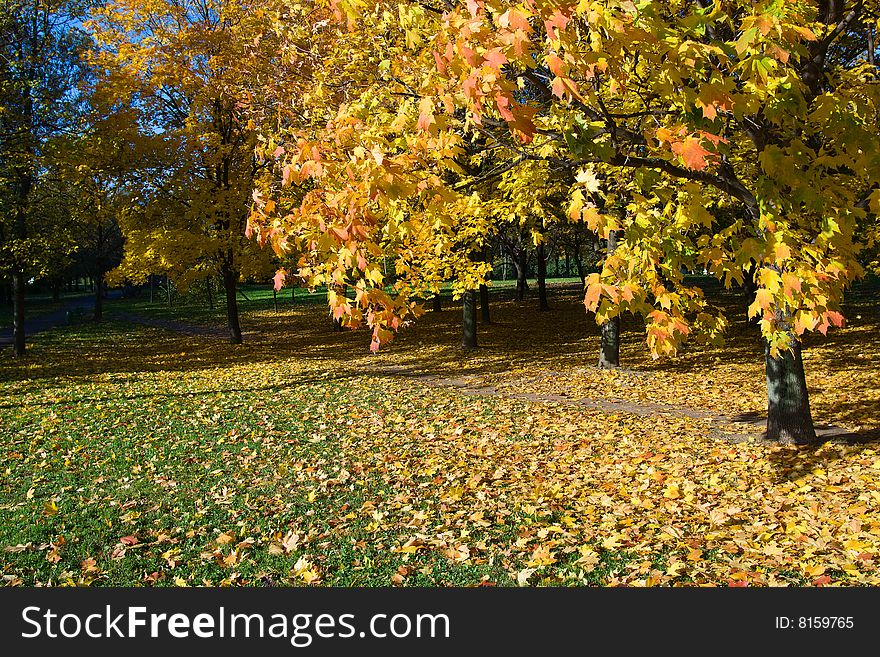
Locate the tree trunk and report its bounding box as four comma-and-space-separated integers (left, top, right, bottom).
479, 284, 490, 323
765, 339, 817, 444
206, 277, 214, 310
462, 290, 477, 349
537, 242, 549, 311
432, 294, 442, 312
94, 272, 104, 323
515, 251, 528, 301
51, 280, 61, 302
743, 262, 760, 326
599, 316, 621, 369
12, 272, 26, 358
598, 230, 622, 368
272, 287, 278, 312
574, 251, 586, 287
222, 268, 243, 344
149, 275, 154, 303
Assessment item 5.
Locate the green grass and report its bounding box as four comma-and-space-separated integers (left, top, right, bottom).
2, 282, 879, 588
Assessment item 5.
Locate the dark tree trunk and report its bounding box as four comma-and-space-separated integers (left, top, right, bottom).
574, 251, 586, 288
743, 262, 760, 326
272, 287, 278, 312
869, 25, 876, 66
222, 268, 243, 344
765, 339, 817, 444
599, 316, 621, 369
206, 277, 214, 310
149, 275, 154, 303
537, 242, 549, 311
479, 284, 490, 323
12, 272, 26, 358
515, 251, 528, 301
432, 294, 442, 312
51, 280, 61, 302
94, 272, 104, 322
462, 290, 477, 349
598, 229, 622, 368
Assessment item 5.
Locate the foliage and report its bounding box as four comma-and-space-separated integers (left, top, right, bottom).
88, 0, 279, 292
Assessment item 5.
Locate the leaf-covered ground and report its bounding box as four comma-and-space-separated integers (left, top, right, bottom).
1, 281, 878, 586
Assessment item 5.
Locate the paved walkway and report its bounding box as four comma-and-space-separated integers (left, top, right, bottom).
0, 295, 95, 350
110, 311, 230, 339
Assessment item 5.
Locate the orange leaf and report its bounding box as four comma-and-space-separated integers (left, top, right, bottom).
673, 137, 713, 171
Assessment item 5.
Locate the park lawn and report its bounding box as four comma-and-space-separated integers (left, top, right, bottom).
1, 285, 879, 587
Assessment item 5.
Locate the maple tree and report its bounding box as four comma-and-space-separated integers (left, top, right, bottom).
249, 0, 879, 444
88, 0, 285, 343
423, 0, 880, 445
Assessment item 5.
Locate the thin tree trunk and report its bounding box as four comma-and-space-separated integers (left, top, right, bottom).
479, 284, 490, 323
222, 267, 243, 344
432, 294, 442, 312
598, 230, 622, 368
462, 290, 477, 349
537, 241, 549, 311
272, 287, 278, 312
574, 251, 586, 287
515, 251, 528, 301
149, 274, 154, 303
765, 338, 817, 444
51, 280, 61, 302
12, 272, 26, 358
206, 277, 214, 310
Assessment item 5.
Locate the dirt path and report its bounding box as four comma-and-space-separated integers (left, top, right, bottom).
111, 311, 232, 339
0, 296, 95, 350
369, 366, 870, 444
